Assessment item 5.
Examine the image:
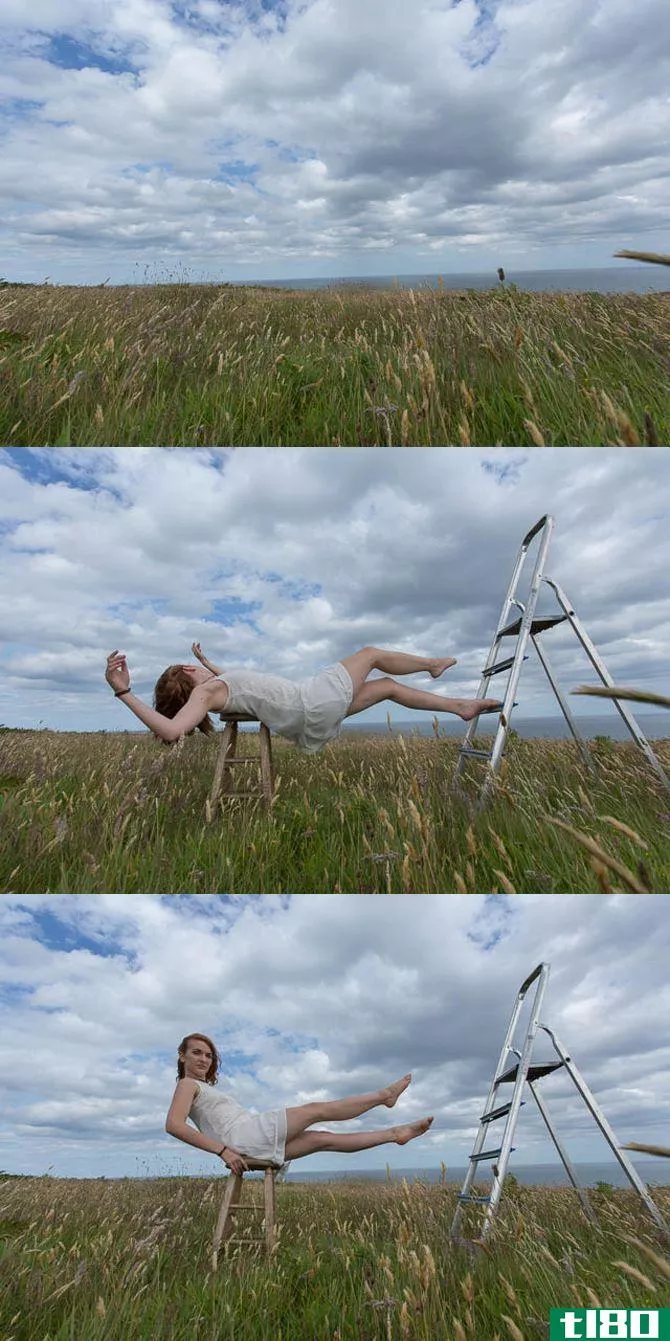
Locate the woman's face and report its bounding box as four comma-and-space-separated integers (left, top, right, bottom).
182, 1037, 214, 1078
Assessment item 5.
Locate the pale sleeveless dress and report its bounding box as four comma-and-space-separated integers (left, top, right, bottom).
188, 1080, 287, 1165
217, 664, 354, 754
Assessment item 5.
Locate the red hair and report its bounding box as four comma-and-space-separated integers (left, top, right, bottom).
154, 665, 215, 742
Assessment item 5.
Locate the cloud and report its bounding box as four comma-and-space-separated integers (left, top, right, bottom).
1, 447, 669, 733
1, 894, 668, 1178
1, 0, 669, 281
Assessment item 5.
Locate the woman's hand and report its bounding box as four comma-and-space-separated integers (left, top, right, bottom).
192, 641, 208, 667
105, 651, 131, 695
221, 1146, 248, 1175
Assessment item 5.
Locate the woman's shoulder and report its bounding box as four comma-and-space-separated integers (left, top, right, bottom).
177, 1076, 201, 1097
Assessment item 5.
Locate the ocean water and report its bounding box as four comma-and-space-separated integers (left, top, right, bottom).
339, 713, 670, 743
284, 1160, 670, 1188
226, 267, 669, 296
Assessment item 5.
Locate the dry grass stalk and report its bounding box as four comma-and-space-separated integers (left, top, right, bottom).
623, 1236, 670, 1280
621, 1142, 670, 1158
598, 816, 647, 848
614, 250, 670, 267
573, 685, 670, 709
543, 816, 649, 893
523, 420, 545, 446
611, 1261, 656, 1291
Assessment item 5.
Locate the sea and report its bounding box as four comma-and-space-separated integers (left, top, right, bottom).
224, 266, 669, 296
339, 713, 669, 743
284, 1160, 670, 1188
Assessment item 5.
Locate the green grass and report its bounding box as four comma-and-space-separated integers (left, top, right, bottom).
0, 282, 668, 444
1, 727, 668, 893
1, 1172, 668, 1340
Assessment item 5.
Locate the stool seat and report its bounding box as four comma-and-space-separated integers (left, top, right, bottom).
212, 1160, 282, 1269
205, 714, 275, 821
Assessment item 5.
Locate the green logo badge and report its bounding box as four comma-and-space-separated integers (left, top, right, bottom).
550, 1312, 670, 1340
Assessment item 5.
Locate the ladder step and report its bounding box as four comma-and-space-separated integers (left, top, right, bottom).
458, 1195, 491, 1204
481, 1101, 523, 1123
470, 1147, 513, 1162
496, 1062, 564, 1083
459, 748, 493, 760
482, 656, 527, 677
227, 1238, 267, 1245
497, 616, 567, 638
221, 757, 259, 765
229, 1203, 264, 1211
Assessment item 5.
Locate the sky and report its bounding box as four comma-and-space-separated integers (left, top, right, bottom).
1, 893, 669, 1179
1, 0, 669, 284
1, 446, 669, 736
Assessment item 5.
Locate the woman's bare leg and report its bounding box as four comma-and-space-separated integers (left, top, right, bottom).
340, 646, 458, 697
286, 1075, 411, 1142
284, 1117, 434, 1161
345, 676, 502, 723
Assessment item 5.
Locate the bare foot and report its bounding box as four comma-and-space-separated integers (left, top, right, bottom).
381, 1074, 411, 1107
394, 1117, 434, 1145
456, 698, 503, 722
429, 657, 458, 678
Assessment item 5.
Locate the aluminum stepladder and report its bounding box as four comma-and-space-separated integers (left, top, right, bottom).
451, 963, 669, 1248
454, 515, 670, 808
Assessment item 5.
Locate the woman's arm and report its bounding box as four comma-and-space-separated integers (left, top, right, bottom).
115, 686, 212, 743
165, 1080, 248, 1172
105, 652, 212, 742
192, 642, 223, 676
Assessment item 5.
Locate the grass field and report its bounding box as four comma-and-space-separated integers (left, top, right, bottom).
0, 282, 668, 446
1, 727, 668, 894
1, 1171, 668, 1340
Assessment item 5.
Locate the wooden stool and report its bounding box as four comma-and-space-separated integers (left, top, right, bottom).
206, 713, 275, 821
212, 1160, 280, 1269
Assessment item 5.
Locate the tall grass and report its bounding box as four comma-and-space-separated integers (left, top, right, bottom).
0, 282, 668, 444
0, 1172, 668, 1340
1, 727, 668, 893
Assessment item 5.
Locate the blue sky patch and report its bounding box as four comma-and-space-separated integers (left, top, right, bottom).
216, 159, 258, 184
481, 456, 527, 485
15, 906, 135, 963
208, 596, 261, 626
46, 33, 138, 76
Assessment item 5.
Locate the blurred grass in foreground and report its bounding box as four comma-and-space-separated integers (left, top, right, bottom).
0, 282, 668, 445
0, 1172, 668, 1341
1, 726, 668, 893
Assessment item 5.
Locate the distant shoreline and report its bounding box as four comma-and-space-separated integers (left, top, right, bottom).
3, 265, 669, 295
4, 714, 669, 742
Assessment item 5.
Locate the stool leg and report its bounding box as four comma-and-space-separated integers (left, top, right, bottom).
259, 725, 274, 808
208, 722, 237, 821
212, 1172, 243, 1272
263, 1168, 276, 1255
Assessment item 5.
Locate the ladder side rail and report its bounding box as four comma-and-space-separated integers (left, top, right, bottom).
452, 964, 550, 1240
477, 967, 552, 1239
456, 518, 554, 771
475, 524, 557, 804
527, 1081, 596, 1221
494, 520, 556, 731
482, 962, 551, 1129
452, 1016, 526, 1229
461, 967, 552, 1241
529, 635, 595, 773
543, 580, 670, 791
539, 1026, 670, 1238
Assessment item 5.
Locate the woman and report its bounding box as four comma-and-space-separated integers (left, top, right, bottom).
105, 642, 502, 751
165, 1033, 433, 1174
